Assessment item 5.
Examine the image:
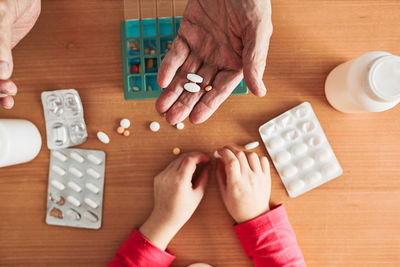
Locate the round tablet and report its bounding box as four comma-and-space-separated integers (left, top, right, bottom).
288, 179, 305, 193
184, 82, 201, 93
297, 157, 314, 170
267, 137, 284, 150
314, 148, 331, 162
274, 151, 291, 164
304, 172, 322, 184
291, 143, 307, 156
97, 131, 110, 144
176, 122, 184, 130
149, 121, 160, 132
282, 165, 298, 178
120, 118, 131, 129
172, 147, 181, 155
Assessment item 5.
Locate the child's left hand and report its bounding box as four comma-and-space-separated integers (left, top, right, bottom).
139, 152, 211, 250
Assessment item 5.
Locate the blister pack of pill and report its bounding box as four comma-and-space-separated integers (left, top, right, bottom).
259, 102, 343, 198
46, 148, 106, 229
41, 89, 88, 149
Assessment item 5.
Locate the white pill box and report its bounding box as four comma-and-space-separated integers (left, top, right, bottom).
41, 89, 88, 150
259, 102, 343, 198
46, 148, 106, 229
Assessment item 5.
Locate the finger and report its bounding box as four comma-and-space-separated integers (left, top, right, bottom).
260, 156, 270, 174
0, 79, 17, 96
157, 36, 190, 89
216, 159, 227, 198
0, 95, 14, 109
217, 147, 241, 183
225, 146, 250, 172
193, 163, 211, 197
166, 64, 218, 124
246, 152, 262, 172
156, 53, 202, 117
179, 152, 210, 180
189, 70, 243, 124
0, 3, 14, 80
242, 21, 272, 97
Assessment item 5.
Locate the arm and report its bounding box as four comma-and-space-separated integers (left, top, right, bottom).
109, 152, 211, 267
216, 147, 306, 267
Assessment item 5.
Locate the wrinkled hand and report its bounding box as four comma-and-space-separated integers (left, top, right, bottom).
139, 152, 211, 250
156, 0, 272, 125
0, 0, 40, 109
216, 146, 271, 224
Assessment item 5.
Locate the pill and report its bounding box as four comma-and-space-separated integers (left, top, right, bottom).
149, 121, 160, 132
132, 86, 140, 91
117, 126, 125, 134
214, 151, 222, 159
84, 198, 98, 209
66, 208, 81, 221
85, 183, 100, 194
297, 157, 314, 170
301, 121, 315, 133
294, 106, 309, 118
51, 165, 66, 176
172, 147, 181, 155
69, 167, 83, 178
277, 114, 292, 127
87, 154, 102, 165
67, 196, 81, 207
308, 136, 323, 147
282, 165, 298, 178
184, 82, 201, 93
261, 124, 276, 136
267, 137, 284, 150
244, 141, 259, 150
291, 143, 308, 156
87, 168, 100, 179
53, 151, 67, 162
51, 180, 65, 191
84, 211, 99, 223
67, 181, 82, 192
97, 131, 110, 144
176, 122, 184, 130
70, 151, 84, 163
315, 148, 331, 162
123, 130, 130, 136
322, 163, 339, 177
187, 73, 203, 83
304, 172, 322, 184
146, 58, 154, 69
274, 151, 291, 164
150, 49, 156, 55
284, 130, 300, 141
288, 179, 305, 193
49, 207, 63, 219
120, 118, 131, 128
205, 85, 213, 92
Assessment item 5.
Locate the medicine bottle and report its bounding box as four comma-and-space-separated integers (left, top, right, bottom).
325, 51, 400, 113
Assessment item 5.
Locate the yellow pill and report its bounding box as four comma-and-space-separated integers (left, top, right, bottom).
172, 147, 181, 155
117, 126, 125, 134
205, 85, 213, 92
123, 130, 130, 137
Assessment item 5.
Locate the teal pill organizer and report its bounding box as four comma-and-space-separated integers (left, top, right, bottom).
121, 17, 248, 100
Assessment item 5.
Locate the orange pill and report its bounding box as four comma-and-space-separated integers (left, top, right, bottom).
172, 147, 181, 155
117, 126, 125, 134
205, 85, 213, 92
123, 130, 130, 137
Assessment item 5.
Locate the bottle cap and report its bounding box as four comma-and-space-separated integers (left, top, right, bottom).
369, 55, 400, 102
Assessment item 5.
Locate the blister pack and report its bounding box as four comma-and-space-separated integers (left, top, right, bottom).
46, 148, 106, 229
259, 102, 343, 198
41, 89, 87, 149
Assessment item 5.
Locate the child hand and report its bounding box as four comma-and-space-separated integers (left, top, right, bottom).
140, 152, 211, 250
216, 146, 271, 224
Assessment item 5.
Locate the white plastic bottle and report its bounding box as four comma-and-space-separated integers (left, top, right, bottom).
0, 119, 42, 168
325, 51, 400, 113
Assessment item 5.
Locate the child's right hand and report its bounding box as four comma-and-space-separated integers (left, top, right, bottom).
216, 146, 271, 224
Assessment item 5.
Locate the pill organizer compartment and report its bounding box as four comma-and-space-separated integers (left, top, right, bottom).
259, 102, 343, 198
46, 148, 106, 229
121, 16, 249, 100
41, 89, 88, 149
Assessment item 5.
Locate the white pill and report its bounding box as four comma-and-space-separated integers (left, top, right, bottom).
297, 157, 314, 170
69, 167, 83, 178
304, 172, 322, 184
288, 179, 305, 193
51, 180, 65, 191
277, 114, 292, 127
322, 163, 339, 177
267, 137, 284, 150
87, 154, 102, 165
187, 73, 203, 83
282, 165, 298, 178
261, 124, 276, 136
84, 198, 98, 209
87, 168, 100, 179
244, 141, 259, 150
291, 143, 308, 156
149, 121, 160, 132
53, 151, 67, 162
67, 181, 82, 192
274, 151, 291, 164
97, 131, 110, 144
315, 148, 331, 162
85, 182, 100, 194
213, 151, 222, 159
184, 82, 201, 93
66, 209, 81, 221
301, 121, 315, 133
67, 196, 81, 207
308, 136, 323, 147
284, 129, 300, 141
51, 165, 66, 176
70, 151, 84, 163
84, 211, 99, 222
176, 122, 184, 130
120, 118, 131, 129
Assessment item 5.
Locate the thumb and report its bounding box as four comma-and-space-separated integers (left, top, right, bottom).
0, 3, 14, 80
193, 164, 211, 198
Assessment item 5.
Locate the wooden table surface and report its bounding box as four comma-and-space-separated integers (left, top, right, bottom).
1, 0, 399, 266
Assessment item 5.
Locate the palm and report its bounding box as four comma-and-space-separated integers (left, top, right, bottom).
156, 0, 272, 124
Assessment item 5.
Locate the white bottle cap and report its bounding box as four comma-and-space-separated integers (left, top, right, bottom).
368, 55, 400, 102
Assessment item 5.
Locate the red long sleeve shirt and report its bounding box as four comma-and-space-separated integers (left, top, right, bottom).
109, 205, 306, 267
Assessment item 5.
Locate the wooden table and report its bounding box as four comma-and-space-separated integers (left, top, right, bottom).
1, 0, 399, 266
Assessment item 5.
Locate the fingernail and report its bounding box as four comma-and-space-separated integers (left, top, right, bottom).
0, 61, 10, 80
0, 93, 8, 97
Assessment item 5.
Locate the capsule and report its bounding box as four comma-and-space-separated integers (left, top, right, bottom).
87, 168, 100, 179
51, 165, 66, 176
69, 166, 83, 178
67, 196, 81, 207
53, 151, 67, 162
67, 181, 82, 192
87, 154, 102, 165
70, 152, 84, 163
51, 180, 65, 191
244, 141, 259, 150
84, 198, 98, 209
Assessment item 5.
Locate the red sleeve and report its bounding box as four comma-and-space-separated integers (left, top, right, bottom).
234, 204, 306, 267
108, 229, 175, 267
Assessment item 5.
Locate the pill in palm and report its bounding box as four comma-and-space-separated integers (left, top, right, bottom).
150, 121, 160, 132
172, 147, 181, 155
187, 73, 203, 83
176, 122, 184, 130
205, 85, 213, 92
120, 118, 131, 129
244, 141, 259, 150
184, 82, 201, 93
